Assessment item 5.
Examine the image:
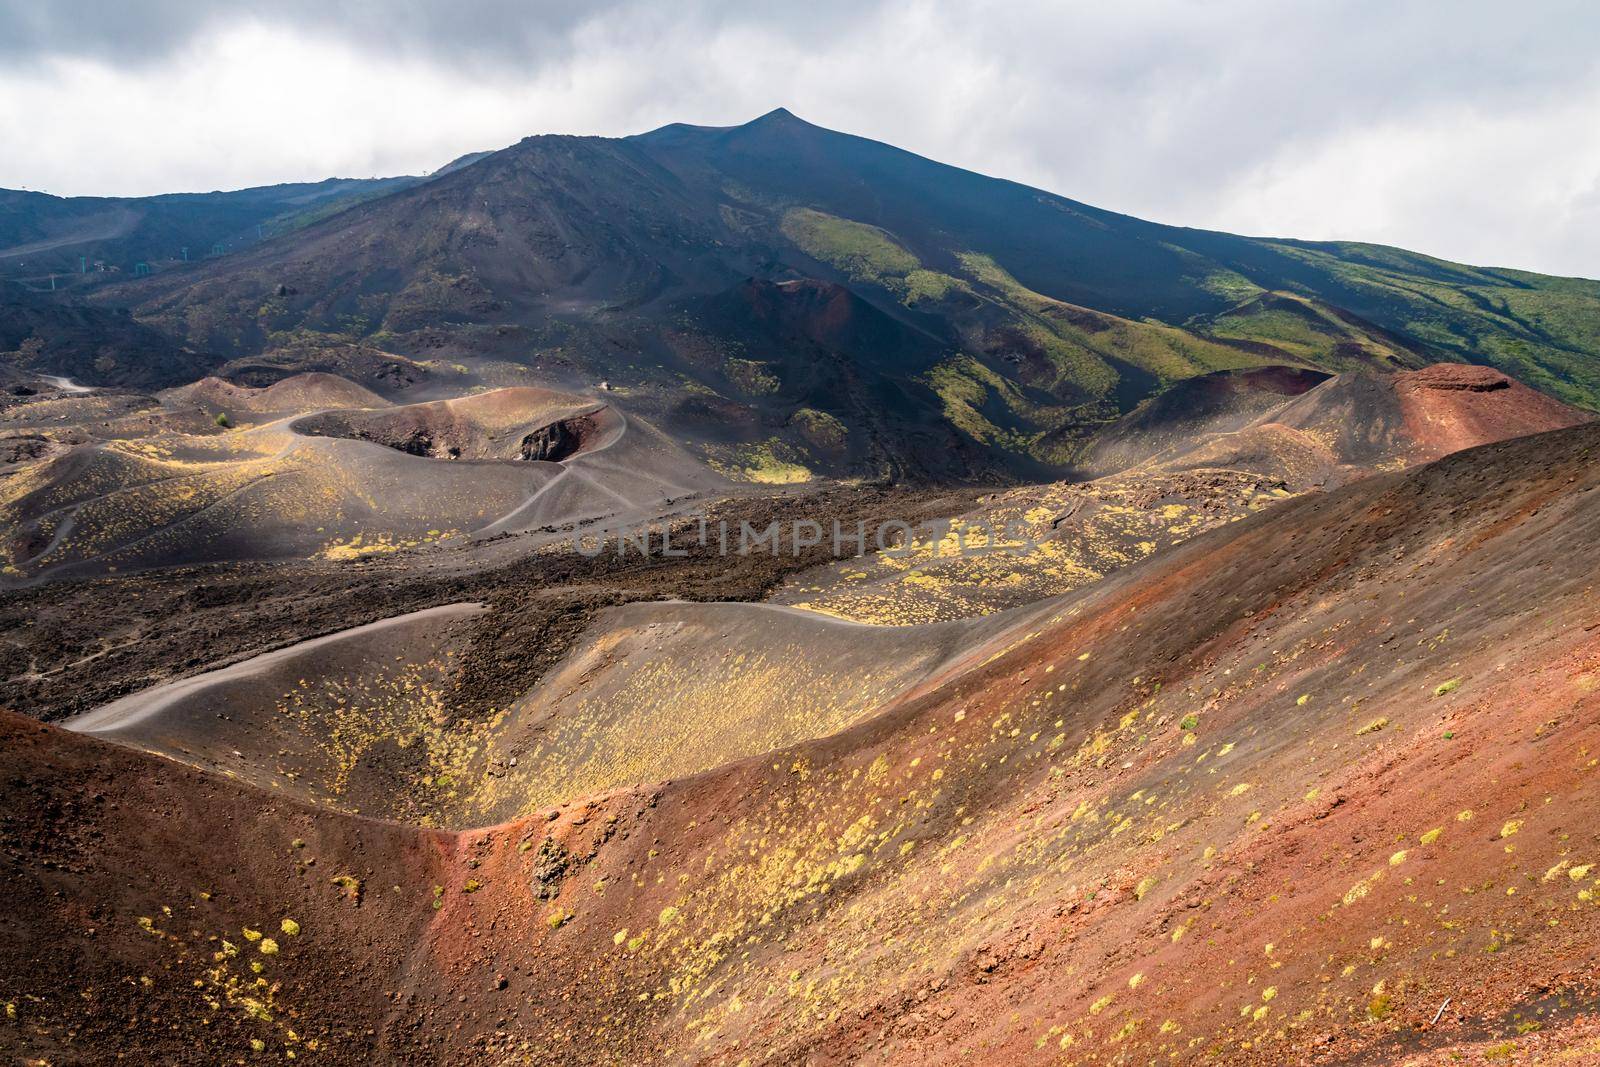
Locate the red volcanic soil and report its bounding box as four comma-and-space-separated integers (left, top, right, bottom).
431, 423, 1600, 1065
5, 423, 1600, 1063
1394, 362, 1592, 461
0, 711, 453, 1064
1091, 364, 1595, 491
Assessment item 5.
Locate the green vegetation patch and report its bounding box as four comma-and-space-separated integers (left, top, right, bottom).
790, 408, 848, 452
723, 358, 780, 396
780, 208, 919, 285
955, 251, 1265, 399
1255, 240, 1600, 409
1202, 290, 1414, 371
902, 269, 962, 305
776, 209, 973, 311
921, 355, 1083, 463
713, 440, 813, 485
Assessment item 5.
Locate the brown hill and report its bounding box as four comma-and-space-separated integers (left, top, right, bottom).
1392, 361, 1592, 459
4, 420, 1600, 1063
0, 385, 725, 583
1084, 363, 1593, 483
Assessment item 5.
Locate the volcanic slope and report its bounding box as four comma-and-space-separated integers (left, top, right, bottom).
0, 370, 397, 488
512, 419, 1600, 1067
0, 280, 213, 390
5, 419, 1600, 1063
464, 601, 996, 822
210, 341, 480, 400
164, 372, 390, 418
0, 384, 725, 582
775, 363, 1592, 623
87, 109, 1600, 480
63, 599, 1003, 827
638, 111, 1600, 407
9, 422, 1600, 1062
66, 603, 489, 823
0, 173, 427, 280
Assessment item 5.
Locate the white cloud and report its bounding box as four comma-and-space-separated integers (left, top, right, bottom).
1206, 90, 1600, 275
0, 24, 587, 194
0, 0, 1595, 276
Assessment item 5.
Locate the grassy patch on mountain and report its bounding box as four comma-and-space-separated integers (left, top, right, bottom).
723, 358, 780, 396
902, 269, 963, 305
1255, 242, 1600, 408
790, 408, 849, 452
777, 209, 970, 310
1195, 266, 1265, 303
715, 440, 814, 484
1199, 291, 1422, 371
922, 356, 1083, 463
780, 208, 919, 286
956, 252, 1267, 397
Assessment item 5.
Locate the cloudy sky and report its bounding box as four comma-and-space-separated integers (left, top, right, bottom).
2, 0, 1597, 276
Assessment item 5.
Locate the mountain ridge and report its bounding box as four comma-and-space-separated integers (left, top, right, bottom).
5, 109, 1599, 482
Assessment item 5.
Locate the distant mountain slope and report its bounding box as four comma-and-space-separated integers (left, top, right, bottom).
638, 110, 1600, 406
34, 108, 1600, 480
1171, 234, 1600, 409
0, 282, 209, 389
0, 174, 424, 282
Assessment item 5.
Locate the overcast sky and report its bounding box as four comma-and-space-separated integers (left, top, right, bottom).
2, 0, 1596, 277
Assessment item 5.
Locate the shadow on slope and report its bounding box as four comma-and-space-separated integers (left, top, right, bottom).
7, 420, 1600, 1062
67, 603, 488, 823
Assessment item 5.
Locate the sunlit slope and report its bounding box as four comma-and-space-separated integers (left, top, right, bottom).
64, 598, 1004, 829
0, 386, 726, 581
467, 601, 998, 822
163, 371, 391, 417
0, 420, 553, 579
774, 363, 1591, 623
435, 420, 1600, 1064
66, 604, 488, 822
7, 421, 1600, 1062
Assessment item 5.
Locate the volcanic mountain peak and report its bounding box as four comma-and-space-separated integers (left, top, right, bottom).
754, 105, 802, 122
632, 105, 816, 144
6, 108, 1589, 487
